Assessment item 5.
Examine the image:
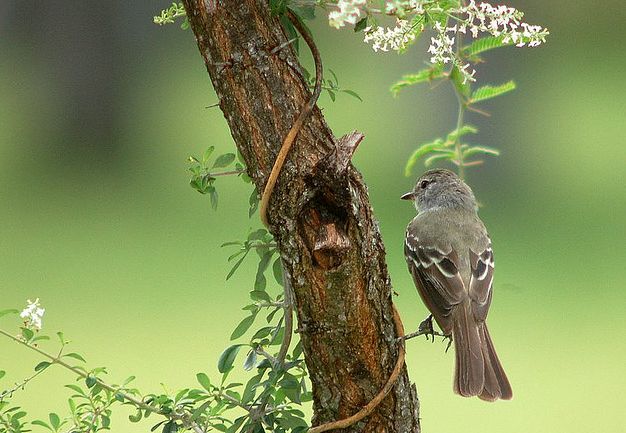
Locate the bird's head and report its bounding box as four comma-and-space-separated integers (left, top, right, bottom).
401, 169, 477, 213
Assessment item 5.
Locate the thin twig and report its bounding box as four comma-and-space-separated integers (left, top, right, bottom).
0, 329, 205, 433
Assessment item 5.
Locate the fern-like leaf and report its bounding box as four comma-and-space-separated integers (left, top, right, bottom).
462, 36, 509, 58
470, 81, 516, 103
390, 65, 444, 96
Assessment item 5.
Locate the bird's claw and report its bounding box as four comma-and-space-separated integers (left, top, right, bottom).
418, 314, 435, 342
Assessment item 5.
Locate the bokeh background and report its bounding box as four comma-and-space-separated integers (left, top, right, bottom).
1, 2, 625, 433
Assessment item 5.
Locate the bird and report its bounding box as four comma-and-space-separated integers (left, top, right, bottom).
401, 168, 512, 401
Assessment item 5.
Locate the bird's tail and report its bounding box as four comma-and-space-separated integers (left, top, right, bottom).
452, 305, 513, 401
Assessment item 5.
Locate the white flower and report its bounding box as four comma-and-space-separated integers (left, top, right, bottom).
328, 0, 367, 29
363, 20, 417, 52
20, 298, 45, 330
461, 0, 548, 47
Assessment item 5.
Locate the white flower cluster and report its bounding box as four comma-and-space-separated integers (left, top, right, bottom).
20, 298, 45, 330
428, 22, 455, 64
363, 20, 417, 52
461, 1, 549, 47
328, 0, 367, 29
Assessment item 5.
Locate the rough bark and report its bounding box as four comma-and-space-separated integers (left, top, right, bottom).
181, 1, 420, 432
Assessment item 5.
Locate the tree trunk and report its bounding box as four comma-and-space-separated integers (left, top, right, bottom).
181, 1, 420, 432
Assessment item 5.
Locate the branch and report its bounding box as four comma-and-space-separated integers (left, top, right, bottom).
0, 329, 206, 433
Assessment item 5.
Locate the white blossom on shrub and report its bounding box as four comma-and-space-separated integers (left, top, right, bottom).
20, 298, 45, 330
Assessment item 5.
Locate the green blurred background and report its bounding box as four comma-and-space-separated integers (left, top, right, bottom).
1, 2, 625, 432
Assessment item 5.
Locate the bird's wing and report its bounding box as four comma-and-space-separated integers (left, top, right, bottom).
468, 240, 494, 322
405, 232, 466, 331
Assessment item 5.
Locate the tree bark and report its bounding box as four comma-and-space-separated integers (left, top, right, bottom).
181, 1, 420, 432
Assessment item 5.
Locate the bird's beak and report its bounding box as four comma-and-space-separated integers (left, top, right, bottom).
401, 192, 415, 201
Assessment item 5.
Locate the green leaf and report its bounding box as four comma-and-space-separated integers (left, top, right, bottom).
129, 409, 143, 423
462, 146, 500, 158
49, 413, 60, 430
424, 152, 455, 167
21, 327, 34, 341
243, 350, 258, 371
269, 0, 288, 16
0, 309, 18, 318
450, 65, 471, 99
210, 187, 219, 210
341, 89, 363, 101
65, 384, 86, 396
85, 375, 97, 388
212, 153, 236, 168
251, 326, 274, 340
250, 290, 271, 302
0, 370, 5, 380
404, 139, 445, 176
226, 250, 249, 280
248, 229, 268, 241
255, 250, 273, 291
31, 420, 52, 431
35, 361, 51, 372
447, 125, 478, 142
218, 345, 243, 373
290, 4, 316, 20
231, 314, 257, 340
249, 189, 259, 217
390, 65, 444, 96
63, 353, 86, 363
196, 372, 212, 391
272, 257, 283, 286
462, 35, 508, 58
470, 81, 516, 103
202, 146, 215, 165
354, 17, 368, 32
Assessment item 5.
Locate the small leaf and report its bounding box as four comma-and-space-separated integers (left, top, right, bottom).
354, 17, 368, 32
462, 35, 508, 58
202, 146, 215, 165
230, 314, 257, 340
243, 350, 258, 371
31, 420, 51, 431
462, 146, 500, 158
341, 89, 363, 101
65, 384, 86, 396
226, 250, 249, 280
218, 345, 243, 373
404, 139, 445, 176
212, 153, 236, 169
129, 409, 143, 423
446, 125, 478, 142
49, 413, 60, 430
21, 327, 34, 341
390, 65, 444, 96
85, 375, 97, 388
470, 81, 516, 103
35, 361, 51, 372
63, 353, 86, 363
424, 152, 455, 167
450, 65, 471, 98
0, 309, 18, 318
272, 257, 283, 286
250, 290, 271, 302
210, 187, 219, 210
196, 372, 212, 391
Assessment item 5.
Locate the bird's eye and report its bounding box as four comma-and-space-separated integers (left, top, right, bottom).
420, 180, 430, 189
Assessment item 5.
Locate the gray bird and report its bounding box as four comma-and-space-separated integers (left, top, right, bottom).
402, 169, 512, 401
